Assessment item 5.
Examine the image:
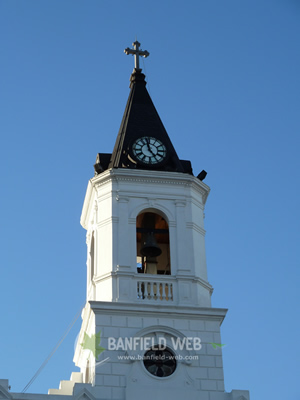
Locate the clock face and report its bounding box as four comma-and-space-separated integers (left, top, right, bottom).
132, 136, 167, 165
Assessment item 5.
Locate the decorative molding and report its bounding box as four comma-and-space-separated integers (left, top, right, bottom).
129, 202, 175, 222
92, 270, 213, 297
190, 197, 204, 210
82, 169, 206, 229
93, 200, 98, 212
93, 270, 136, 284
95, 191, 115, 203
117, 195, 130, 203
96, 216, 119, 228
90, 300, 227, 322
186, 222, 206, 236
175, 274, 213, 292
92, 169, 210, 197
93, 272, 114, 284
116, 264, 132, 270
112, 189, 188, 203
175, 200, 186, 207
136, 324, 188, 340
148, 198, 156, 207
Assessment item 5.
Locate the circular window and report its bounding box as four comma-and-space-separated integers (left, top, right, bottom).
143, 346, 176, 377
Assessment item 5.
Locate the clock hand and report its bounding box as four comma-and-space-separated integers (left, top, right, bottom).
145, 138, 157, 158
149, 147, 157, 157
145, 138, 158, 157
145, 138, 152, 152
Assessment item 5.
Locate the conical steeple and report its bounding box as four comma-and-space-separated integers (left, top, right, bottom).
94, 41, 193, 175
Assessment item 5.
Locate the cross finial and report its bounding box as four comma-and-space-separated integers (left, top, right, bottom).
124, 41, 149, 71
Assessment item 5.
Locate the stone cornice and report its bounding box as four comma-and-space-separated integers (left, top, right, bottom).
95, 169, 209, 199
89, 301, 227, 323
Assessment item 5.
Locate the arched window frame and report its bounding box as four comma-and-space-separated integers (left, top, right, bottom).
136, 208, 171, 275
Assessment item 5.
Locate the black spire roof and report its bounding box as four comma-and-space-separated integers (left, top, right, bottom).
94, 68, 193, 176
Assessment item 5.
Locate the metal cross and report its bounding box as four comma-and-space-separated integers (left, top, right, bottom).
124, 41, 149, 70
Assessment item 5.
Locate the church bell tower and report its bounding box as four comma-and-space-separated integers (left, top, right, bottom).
67, 41, 250, 400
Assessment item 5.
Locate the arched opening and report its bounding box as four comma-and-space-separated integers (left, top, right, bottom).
136, 211, 171, 275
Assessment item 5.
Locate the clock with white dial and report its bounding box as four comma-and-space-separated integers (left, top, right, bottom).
132, 136, 167, 165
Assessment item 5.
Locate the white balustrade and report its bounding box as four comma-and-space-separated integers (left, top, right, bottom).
137, 279, 173, 301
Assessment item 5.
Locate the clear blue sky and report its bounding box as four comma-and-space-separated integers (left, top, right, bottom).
0, 1, 299, 399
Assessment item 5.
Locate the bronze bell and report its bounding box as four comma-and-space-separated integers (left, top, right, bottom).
140, 232, 162, 258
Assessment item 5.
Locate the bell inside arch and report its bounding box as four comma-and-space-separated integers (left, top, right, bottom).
140, 232, 162, 258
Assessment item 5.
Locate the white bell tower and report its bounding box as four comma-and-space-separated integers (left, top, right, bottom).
80, 168, 211, 306
69, 42, 250, 400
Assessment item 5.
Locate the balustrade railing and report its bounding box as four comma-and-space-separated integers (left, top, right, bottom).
137, 279, 173, 301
